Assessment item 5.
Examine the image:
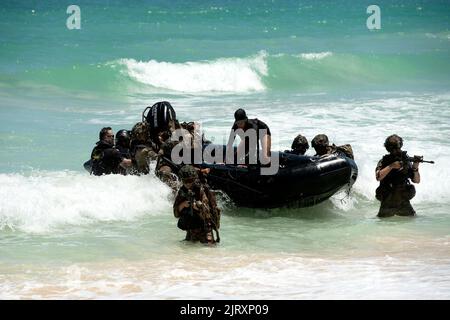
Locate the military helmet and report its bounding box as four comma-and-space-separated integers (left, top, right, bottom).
291, 134, 309, 151
179, 165, 198, 180
384, 134, 403, 152
115, 129, 131, 147
311, 134, 329, 149
143, 101, 177, 140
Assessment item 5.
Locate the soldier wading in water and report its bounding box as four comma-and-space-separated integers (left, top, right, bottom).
375, 134, 422, 217
173, 165, 220, 244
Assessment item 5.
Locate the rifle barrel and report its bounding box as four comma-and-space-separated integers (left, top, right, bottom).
407, 157, 434, 164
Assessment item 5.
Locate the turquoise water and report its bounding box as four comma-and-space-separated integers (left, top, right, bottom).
1, 0, 450, 299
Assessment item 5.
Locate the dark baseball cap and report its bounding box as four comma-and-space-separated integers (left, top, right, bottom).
234, 108, 248, 123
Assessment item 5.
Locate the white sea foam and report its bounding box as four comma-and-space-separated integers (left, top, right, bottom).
0, 171, 172, 233
118, 51, 268, 93
297, 51, 333, 60
2, 253, 449, 299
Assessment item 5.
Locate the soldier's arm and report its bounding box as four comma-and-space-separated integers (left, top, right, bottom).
201, 192, 211, 212
226, 125, 238, 164
173, 194, 189, 218
411, 161, 420, 184
206, 188, 219, 212
177, 201, 190, 214
261, 134, 271, 158
173, 196, 191, 218
376, 161, 402, 181
173, 198, 180, 218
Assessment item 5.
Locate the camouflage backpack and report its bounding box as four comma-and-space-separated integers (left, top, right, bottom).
131, 121, 150, 143
336, 144, 354, 160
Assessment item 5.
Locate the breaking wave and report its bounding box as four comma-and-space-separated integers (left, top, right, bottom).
0, 171, 172, 233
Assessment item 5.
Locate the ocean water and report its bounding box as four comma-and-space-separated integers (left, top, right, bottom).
1, 0, 450, 299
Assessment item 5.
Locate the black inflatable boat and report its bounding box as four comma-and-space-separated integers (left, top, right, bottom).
84, 144, 358, 208
83, 101, 357, 208
198, 146, 358, 208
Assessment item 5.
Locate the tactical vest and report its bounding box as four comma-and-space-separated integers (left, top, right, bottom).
335, 144, 354, 159
376, 151, 416, 201
380, 152, 413, 185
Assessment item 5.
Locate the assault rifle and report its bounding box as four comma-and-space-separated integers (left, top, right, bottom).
407, 155, 435, 164
186, 190, 195, 217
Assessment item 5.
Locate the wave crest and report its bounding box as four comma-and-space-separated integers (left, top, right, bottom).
118, 51, 268, 93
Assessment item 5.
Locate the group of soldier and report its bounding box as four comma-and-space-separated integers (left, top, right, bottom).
87, 101, 428, 245
87, 101, 221, 245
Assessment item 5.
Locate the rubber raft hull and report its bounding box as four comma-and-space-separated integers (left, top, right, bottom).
83, 147, 358, 208
199, 150, 358, 208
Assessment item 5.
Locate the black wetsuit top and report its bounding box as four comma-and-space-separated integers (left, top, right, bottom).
90, 141, 123, 176
230, 118, 271, 163
231, 119, 271, 136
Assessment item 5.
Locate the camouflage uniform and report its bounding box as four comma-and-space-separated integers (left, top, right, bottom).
173, 166, 219, 244
156, 137, 181, 192
130, 121, 158, 174
156, 121, 204, 191
198, 169, 221, 232
312, 134, 354, 159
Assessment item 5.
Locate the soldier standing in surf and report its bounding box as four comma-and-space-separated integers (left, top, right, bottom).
375, 134, 422, 217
